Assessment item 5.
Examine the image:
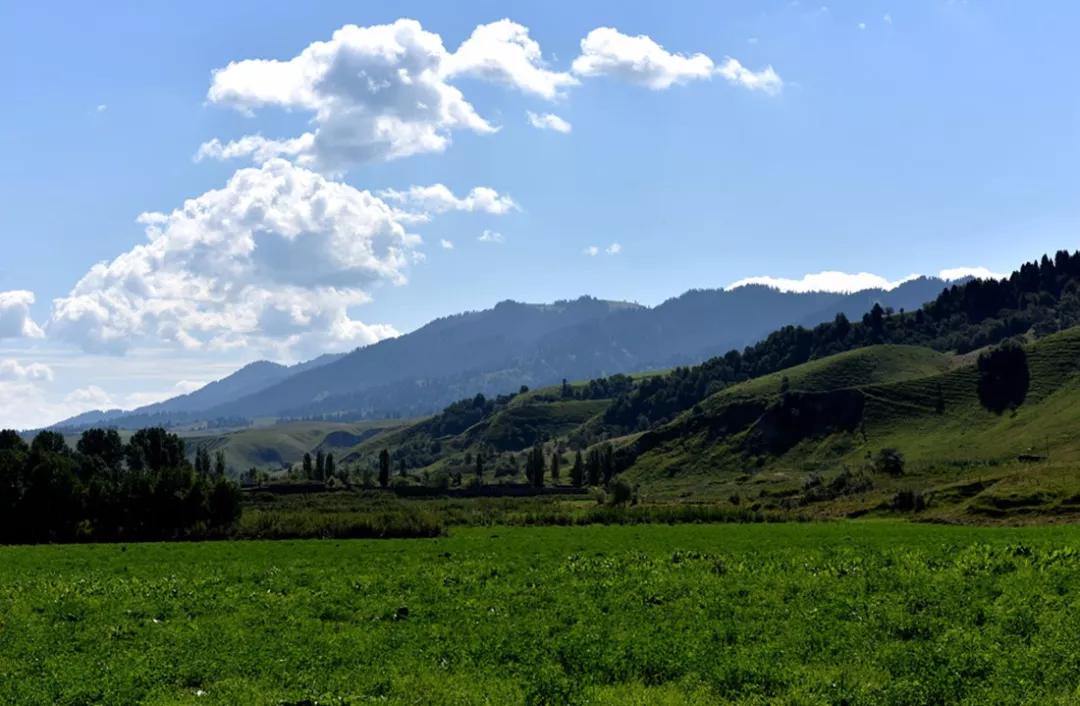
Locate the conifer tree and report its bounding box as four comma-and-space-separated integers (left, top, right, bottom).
571, 450, 584, 487
378, 449, 391, 487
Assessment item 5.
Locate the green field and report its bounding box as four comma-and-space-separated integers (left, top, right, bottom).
5, 522, 1080, 705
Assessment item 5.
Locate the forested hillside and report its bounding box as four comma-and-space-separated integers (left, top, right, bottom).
303, 250, 1080, 521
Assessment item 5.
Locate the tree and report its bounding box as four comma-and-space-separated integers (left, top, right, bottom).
213, 450, 227, 478
398, 458, 407, 477
601, 443, 615, 485
77, 429, 124, 472
977, 340, 1030, 413
561, 378, 572, 398
0, 425, 241, 543
475, 453, 484, 484
302, 452, 313, 480
526, 444, 545, 488
31, 430, 68, 456
378, 449, 391, 488
571, 450, 585, 487
550, 450, 561, 483
325, 453, 336, 481
193, 447, 211, 477
585, 448, 602, 486
315, 450, 326, 481
0, 430, 26, 453
125, 427, 184, 472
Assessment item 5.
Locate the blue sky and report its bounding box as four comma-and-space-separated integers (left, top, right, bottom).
1, 0, 1079, 427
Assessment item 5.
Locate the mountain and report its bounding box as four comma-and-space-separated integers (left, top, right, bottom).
205, 277, 959, 421
53, 276, 962, 430
50, 353, 346, 431
306, 250, 1080, 521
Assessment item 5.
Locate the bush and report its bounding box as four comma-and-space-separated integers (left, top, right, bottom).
873, 448, 906, 476
891, 489, 927, 512
607, 478, 635, 507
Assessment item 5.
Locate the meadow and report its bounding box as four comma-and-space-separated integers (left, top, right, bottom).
4, 522, 1080, 705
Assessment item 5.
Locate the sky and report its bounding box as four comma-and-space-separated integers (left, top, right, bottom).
1, 0, 1079, 428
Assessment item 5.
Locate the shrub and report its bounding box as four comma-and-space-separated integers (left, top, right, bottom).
873, 448, 906, 476
891, 489, 927, 512
607, 478, 635, 507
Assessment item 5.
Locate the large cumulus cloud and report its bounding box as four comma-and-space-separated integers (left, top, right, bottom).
0, 291, 44, 339
49, 159, 423, 357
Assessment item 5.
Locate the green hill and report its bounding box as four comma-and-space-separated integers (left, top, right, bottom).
185, 419, 410, 474
623, 327, 1080, 519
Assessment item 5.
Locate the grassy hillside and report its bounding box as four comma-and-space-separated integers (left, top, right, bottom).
186, 419, 411, 474
625, 327, 1080, 519
187, 320, 1080, 523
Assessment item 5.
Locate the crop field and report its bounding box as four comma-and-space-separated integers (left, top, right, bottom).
4, 522, 1080, 705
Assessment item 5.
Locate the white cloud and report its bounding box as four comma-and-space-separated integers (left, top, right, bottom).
378, 183, 518, 219
478, 229, 504, 243
0, 291, 44, 339
572, 27, 715, 89
939, 266, 1004, 281
715, 58, 783, 95
0, 359, 54, 383
526, 111, 572, 133
584, 243, 621, 257
445, 19, 577, 99
96, 104, 108, 113
727, 265, 1005, 293
203, 19, 497, 173
65, 385, 114, 410
0, 379, 59, 430
857, 22, 867, 30
883, 13, 893, 24
727, 271, 921, 293
572, 27, 781, 95
173, 379, 207, 395
194, 135, 312, 165
440, 239, 454, 250
49, 159, 413, 358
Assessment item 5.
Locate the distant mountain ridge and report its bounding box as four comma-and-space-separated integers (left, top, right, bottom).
52, 277, 962, 430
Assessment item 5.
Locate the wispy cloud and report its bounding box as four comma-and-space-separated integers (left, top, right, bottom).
526, 111, 572, 133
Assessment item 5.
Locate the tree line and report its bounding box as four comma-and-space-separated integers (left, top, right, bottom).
0, 427, 241, 543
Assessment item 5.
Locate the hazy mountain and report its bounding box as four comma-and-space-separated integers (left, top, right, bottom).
53, 277, 961, 429
50, 353, 346, 430
206, 277, 959, 421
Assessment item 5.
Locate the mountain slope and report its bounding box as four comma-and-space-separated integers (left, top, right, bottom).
624, 327, 1080, 519
208, 278, 957, 421
50, 354, 346, 430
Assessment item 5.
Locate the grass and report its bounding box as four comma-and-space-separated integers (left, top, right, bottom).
4, 522, 1080, 704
